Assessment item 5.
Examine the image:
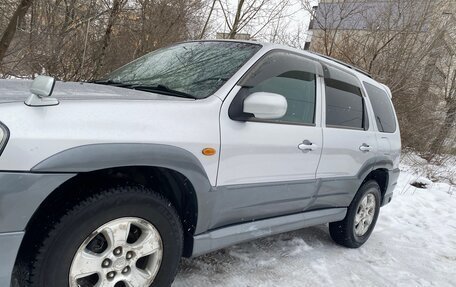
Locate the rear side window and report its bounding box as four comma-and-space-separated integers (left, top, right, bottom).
363, 82, 396, 133
325, 78, 366, 129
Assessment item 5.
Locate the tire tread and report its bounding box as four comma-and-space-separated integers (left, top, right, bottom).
329, 180, 381, 248
28, 185, 183, 287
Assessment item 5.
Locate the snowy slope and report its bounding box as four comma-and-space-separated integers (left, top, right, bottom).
174, 162, 456, 287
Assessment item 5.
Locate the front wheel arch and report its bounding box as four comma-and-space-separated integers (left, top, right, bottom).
13, 165, 199, 286
28, 185, 183, 287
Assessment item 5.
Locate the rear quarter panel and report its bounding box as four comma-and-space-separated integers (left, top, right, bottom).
359, 76, 401, 171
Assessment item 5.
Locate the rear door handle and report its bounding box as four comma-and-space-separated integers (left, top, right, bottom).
359, 143, 372, 152
298, 140, 318, 151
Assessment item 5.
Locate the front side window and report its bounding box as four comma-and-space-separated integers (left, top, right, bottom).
325, 78, 366, 129
98, 41, 261, 99
363, 82, 397, 133
238, 52, 317, 125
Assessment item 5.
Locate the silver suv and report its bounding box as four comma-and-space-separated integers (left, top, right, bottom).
0, 40, 401, 287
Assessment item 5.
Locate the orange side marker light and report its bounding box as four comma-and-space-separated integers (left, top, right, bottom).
202, 147, 216, 156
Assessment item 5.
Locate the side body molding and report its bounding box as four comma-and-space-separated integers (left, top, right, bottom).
32, 143, 215, 233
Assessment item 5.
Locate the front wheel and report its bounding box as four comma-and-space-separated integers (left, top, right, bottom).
29, 186, 183, 287
329, 180, 381, 248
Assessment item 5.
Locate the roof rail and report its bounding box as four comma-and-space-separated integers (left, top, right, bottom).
309, 51, 372, 78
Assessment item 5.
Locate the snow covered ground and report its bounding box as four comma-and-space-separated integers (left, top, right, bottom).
174, 156, 456, 287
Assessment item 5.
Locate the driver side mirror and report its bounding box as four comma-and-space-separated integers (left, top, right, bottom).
243, 92, 287, 120
30, 75, 56, 97
25, 75, 59, 107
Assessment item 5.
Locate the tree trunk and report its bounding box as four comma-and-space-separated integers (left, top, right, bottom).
200, 0, 216, 39
426, 103, 456, 160
416, 30, 445, 107
0, 0, 33, 63
228, 0, 244, 39
91, 0, 124, 78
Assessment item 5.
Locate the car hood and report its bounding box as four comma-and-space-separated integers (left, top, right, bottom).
0, 79, 193, 103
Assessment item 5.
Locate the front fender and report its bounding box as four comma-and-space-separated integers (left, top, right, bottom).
32, 143, 216, 234
32, 143, 211, 192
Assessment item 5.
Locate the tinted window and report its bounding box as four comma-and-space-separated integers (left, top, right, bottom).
364, 82, 396, 133
250, 71, 316, 124
242, 52, 317, 125
325, 78, 365, 129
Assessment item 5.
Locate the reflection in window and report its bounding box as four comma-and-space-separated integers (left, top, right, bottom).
325, 79, 365, 129
250, 71, 316, 124
102, 42, 261, 98
363, 82, 396, 133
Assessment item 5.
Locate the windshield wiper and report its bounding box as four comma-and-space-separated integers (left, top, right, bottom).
89, 79, 132, 87
128, 84, 196, 99
90, 80, 196, 99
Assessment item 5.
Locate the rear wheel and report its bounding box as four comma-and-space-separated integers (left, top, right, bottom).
29, 186, 183, 287
329, 180, 381, 248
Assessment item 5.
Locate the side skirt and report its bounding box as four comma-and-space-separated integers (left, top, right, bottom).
191, 207, 347, 257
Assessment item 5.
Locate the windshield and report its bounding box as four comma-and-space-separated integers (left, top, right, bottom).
99, 41, 261, 99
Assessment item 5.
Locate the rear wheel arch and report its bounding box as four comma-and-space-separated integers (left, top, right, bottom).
329, 180, 381, 248
361, 168, 389, 199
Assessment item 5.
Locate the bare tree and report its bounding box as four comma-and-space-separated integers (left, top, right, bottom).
200, 0, 217, 39
217, 0, 291, 39
302, 0, 366, 56
91, 0, 126, 78
305, 0, 456, 157
426, 27, 456, 159
0, 0, 33, 63
0, 0, 204, 79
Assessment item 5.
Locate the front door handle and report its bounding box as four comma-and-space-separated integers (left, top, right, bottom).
359, 143, 372, 152
298, 140, 318, 151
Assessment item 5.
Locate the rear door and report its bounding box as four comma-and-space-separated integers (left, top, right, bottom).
314, 66, 378, 209
213, 51, 324, 229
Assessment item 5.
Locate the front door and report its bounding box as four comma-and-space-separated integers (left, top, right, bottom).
213, 51, 324, 229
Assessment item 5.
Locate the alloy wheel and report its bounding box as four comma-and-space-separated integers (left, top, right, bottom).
354, 193, 376, 237
69, 217, 163, 287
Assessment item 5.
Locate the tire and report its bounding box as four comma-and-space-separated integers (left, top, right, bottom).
329, 180, 381, 248
29, 185, 183, 287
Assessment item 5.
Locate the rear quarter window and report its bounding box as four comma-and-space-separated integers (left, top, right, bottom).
363, 82, 397, 133
325, 78, 367, 130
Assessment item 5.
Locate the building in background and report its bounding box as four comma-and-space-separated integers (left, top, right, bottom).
305, 0, 455, 155
306, 0, 455, 51
306, 0, 407, 50
216, 32, 251, 40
